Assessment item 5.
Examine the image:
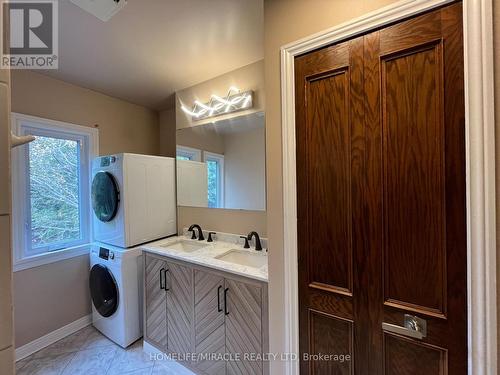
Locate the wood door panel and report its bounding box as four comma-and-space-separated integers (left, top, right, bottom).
358, 30, 385, 375
296, 43, 350, 77
308, 310, 353, 375
145, 255, 167, 350
306, 68, 353, 294
383, 334, 447, 375
296, 37, 361, 375
166, 261, 193, 356
375, 3, 465, 374
381, 41, 446, 316
194, 270, 226, 375
308, 289, 353, 320
379, 10, 442, 54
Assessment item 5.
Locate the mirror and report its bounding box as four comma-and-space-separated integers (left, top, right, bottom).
176, 112, 266, 211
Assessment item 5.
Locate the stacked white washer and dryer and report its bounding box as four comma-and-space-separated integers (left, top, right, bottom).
89, 153, 176, 348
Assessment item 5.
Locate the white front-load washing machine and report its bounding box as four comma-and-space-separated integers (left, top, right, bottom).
89, 242, 143, 348
91, 153, 177, 248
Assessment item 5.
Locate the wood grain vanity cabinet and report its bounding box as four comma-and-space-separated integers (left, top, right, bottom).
144, 255, 193, 359
144, 256, 167, 349
194, 269, 226, 375
144, 253, 269, 375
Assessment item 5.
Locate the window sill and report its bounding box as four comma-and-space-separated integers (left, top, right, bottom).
13, 244, 90, 272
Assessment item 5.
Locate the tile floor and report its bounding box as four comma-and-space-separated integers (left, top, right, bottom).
15, 325, 195, 375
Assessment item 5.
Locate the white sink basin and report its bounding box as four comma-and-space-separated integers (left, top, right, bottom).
216, 250, 267, 268
161, 240, 207, 253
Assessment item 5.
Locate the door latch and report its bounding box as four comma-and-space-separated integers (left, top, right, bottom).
382, 314, 427, 340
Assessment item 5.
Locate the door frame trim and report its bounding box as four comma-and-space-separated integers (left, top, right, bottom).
280, 0, 497, 374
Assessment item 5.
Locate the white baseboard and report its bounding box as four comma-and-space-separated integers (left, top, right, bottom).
15, 314, 92, 361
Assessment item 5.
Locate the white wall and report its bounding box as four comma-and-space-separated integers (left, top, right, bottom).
224, 126, 266, 210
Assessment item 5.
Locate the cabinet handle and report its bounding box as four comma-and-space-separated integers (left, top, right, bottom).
164, 269, 170, 291
159, 268, 165, 290
217, 285, 223, 312
224, 288, 229, 315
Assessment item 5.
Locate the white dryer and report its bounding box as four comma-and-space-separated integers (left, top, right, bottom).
91, 153, 176, 248
89, 242, 143, 348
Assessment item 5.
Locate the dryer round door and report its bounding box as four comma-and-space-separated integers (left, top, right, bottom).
91, 171, 120, 222
89, 264, 119, 317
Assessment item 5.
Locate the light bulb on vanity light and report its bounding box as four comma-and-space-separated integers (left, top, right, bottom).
181, 87, 253, 120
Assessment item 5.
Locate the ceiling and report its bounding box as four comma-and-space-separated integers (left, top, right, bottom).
39, 0, 263, 110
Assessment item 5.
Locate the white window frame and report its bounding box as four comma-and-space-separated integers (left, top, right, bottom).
203, 151, 225, 208
11, 113, 98, 272
176, 145, 201, 162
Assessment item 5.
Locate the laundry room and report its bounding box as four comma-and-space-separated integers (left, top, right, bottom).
7, 0, 267, 374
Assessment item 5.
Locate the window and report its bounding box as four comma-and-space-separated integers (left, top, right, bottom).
176, 145, 201, 161
12, 113, 98, 271
204, 152, 224, 208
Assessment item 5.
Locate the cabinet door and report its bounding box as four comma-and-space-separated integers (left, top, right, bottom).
166, 261, 193, 356
144, 255, 167, 350
225, 278, 263, 375
194, 269, 226, 375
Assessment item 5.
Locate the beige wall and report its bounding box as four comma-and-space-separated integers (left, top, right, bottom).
10, 71, 161, 348
13, 256, 91, 347
0, 11, 13, 370
11, 71, 160, 156
264, 0, 399, 373
494, 0, 500, 354
159, 108, 176, 157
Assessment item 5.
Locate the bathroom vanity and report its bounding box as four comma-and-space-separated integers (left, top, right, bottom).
141, 234, 269, 375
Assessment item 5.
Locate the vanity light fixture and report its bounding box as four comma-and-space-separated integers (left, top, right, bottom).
181, 87, 253, 121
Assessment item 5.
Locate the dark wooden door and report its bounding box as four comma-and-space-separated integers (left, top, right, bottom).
295, 3, 466, 374
295, 34, 363, 375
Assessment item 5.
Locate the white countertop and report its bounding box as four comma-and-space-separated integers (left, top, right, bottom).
140, 235, 268, 282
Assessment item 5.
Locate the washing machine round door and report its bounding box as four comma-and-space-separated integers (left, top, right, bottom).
91, 172, 119, 222
89, 264, 119, 317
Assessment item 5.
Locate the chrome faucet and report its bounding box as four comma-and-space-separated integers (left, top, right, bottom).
247, 231, 262, 251
188, 224, 204, 241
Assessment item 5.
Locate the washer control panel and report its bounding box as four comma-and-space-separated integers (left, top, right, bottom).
99, 247, 114, 260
